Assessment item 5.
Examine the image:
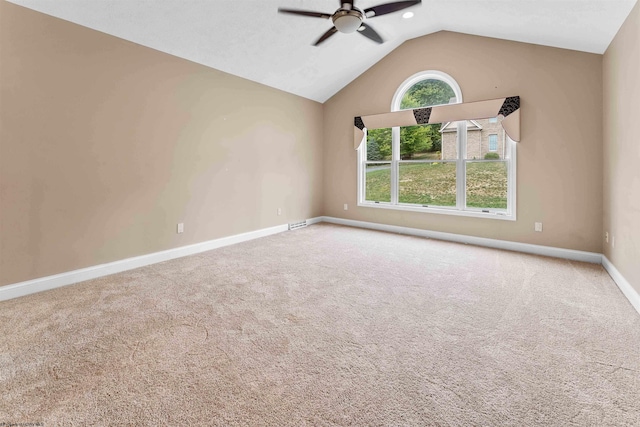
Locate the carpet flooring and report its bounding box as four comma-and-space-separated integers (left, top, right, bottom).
1, 223, 639, 426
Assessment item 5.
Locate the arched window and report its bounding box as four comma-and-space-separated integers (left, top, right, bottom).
358, 71, 516, 220
392, 71, 463, 111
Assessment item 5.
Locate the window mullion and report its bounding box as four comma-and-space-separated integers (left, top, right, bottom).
391, 126, 400, 205
508, 137, 517, 217
358, 143, 364, 204
456, 121, 466, 210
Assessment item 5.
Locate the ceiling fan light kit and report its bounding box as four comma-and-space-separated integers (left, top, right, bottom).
332, 10, 364, 33
278, 0, 422, 46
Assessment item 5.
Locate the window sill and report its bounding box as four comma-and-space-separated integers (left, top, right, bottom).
357, 201, 516, 221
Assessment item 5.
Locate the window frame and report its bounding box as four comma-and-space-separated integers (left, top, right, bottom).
357, 71, 517, 221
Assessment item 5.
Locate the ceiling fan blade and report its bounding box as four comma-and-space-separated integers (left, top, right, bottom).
358, 24, 384, 44
364, 0, 421, 18
278, 8, 332, 19
314, 27, 339, 46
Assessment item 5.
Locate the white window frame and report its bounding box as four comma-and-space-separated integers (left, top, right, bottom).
357, 71, 517, 221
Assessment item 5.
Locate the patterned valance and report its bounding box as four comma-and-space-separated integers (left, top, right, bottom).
354, 96, 520, 149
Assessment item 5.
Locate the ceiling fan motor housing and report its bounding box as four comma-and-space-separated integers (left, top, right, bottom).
332, 9, 364, 33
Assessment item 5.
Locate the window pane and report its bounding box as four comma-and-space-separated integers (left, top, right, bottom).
398, 162, 456, 207
465, 117, 505, 160
400, 123, 444, 160
400, 79, 456, 109
466, 161, 508, 209
365, 163, 391, 202
366, 128, 392, 161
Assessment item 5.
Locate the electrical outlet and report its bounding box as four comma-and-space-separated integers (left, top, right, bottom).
277, 208, 282, 216
534, 222, 543, 232
605, 232, 609, 243
344, 203, 348, 211
177, 223, 184, 234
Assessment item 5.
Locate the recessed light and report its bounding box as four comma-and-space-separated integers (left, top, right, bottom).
402, 11, 414, 19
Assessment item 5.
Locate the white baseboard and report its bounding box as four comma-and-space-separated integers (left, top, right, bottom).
0, 222, 301, 302
2, 216, 635, 315
319, 216, 603, 264
307, 216, 324, 225
602, 256, 640, 315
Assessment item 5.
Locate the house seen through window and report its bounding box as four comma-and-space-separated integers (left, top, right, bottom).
358, 71, 516, 219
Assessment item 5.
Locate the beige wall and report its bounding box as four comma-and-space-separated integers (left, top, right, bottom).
0, 2, 324, 286
323, 31, 603, 253
603, 2, 640, 294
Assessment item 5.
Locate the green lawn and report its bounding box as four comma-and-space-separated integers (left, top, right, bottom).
408, 151, 441, 160
365, 162, 507, 209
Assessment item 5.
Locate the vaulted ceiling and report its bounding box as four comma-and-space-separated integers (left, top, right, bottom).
8, 0, 638, 102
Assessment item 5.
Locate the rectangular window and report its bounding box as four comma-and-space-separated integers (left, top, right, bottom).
489, 134, 498, 151
364, 128, 392, 203
399, 162, 457, 207
365, 163, 391, 203
359, 120, 516, 220
466, 161, 507, 210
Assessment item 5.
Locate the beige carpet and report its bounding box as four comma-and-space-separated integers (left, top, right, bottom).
1, 223, 639, 426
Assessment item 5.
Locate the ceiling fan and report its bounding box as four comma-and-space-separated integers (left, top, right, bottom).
278, 0, 422, 46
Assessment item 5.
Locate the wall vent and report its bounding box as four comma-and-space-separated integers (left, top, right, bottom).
289, 220, 307, 231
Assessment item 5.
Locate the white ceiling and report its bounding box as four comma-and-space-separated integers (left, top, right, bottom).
8, 0, 638, 103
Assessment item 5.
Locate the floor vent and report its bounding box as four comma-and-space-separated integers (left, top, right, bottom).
289, 220, 307, 231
